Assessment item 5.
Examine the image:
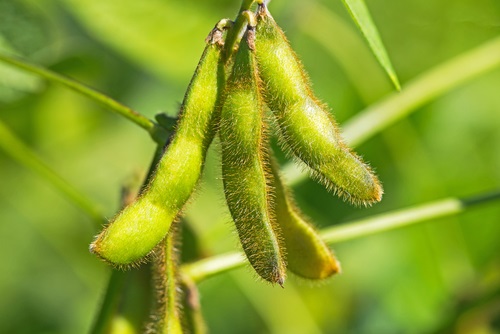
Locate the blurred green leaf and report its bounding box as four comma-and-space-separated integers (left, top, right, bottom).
341, 0, 401, 90
0, 0, 49, 102
232, 272, 323, 334
0, 0, 49, 52
300, 2, 392, 103
57, 0, 234, 81
0, 47, 42, 101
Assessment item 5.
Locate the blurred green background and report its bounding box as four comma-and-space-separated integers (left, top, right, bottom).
1, 0, 500, 333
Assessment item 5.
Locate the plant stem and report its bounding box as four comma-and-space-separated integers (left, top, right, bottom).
321, 198, 459, 244
222, 0, 256, 62
0, 120, 104, 224
90, 270, 127, 334
0, 53, 158, 137
181, 190, 500, 282
283, 36, 500, 185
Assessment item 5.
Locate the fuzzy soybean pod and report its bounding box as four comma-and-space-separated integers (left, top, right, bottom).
254, 4, 383, 205
220, 28, 286, 285
90, 27, 226, 266
269, 155, 340, 280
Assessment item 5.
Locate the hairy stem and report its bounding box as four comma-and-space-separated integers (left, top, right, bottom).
222, 0, 257, 61
181, 191, 500, 282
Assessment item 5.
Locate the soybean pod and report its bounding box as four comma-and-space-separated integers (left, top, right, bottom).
269, 154, 340, 280
220, 23, 286, 285
90, 24, 227, 266
254, 4, 383, 205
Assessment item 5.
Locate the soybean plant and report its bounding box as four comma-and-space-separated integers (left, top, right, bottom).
89, 2, 384, 328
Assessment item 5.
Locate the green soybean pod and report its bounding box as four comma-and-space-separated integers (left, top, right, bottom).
220, 26, 286, 285
269, 154, 340, 280
254, 4, 383, 206
90, 25, 226, 266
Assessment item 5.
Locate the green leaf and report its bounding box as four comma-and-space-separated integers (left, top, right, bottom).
0, 0, 49, 102
299, 3, 392, 104
341, 0, 401, 90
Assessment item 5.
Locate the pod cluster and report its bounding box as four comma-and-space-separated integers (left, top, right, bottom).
91, 3, 382, 288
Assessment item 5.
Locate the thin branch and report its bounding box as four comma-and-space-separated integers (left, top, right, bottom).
320, 198, 461, 244
283, 36, 500, 185
181, 191, 500, 282
0, 120, 104, 225
0, 53, 160, 139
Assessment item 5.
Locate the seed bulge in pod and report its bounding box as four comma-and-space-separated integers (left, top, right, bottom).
90, 26, 226, 266
220, 26, 286, 285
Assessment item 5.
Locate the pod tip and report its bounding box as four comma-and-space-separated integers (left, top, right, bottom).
277, 276, 285, 288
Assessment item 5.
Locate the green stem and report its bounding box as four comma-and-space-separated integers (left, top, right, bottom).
0, 53, 158, 138
0, 120, 104, 224
181, 191, 500, 282
222, 0, 256, 62
321, 198, 460, 244
283, 36, 500, 185
90, 270, 127, 334
150, 223, 183, 332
